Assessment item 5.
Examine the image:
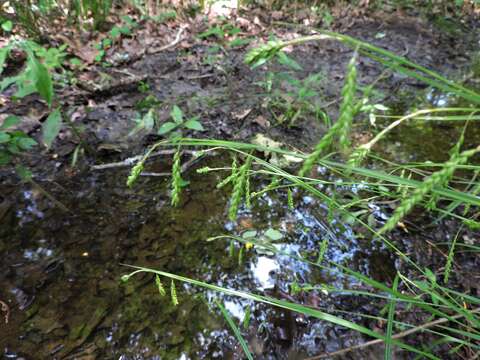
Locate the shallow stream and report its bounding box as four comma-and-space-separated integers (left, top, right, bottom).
0, 153, 399, 359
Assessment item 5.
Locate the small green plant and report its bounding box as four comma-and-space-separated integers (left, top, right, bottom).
0, 116, 37, 165
158, 105, 205, 139
1, 40, 57, 106
1, 41, 66, 158
263, 71, 329, 127
1, 18, 13, 33
199, 21, 251, 49
94, 15, 137, 63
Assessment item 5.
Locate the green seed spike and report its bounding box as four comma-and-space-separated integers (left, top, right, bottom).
127, 161, 144, 187
217, 157, 238, 189
171, 148, 182, 207
242, 306, 251, 329
287, 188, 294, 210
155, 275, 166, 297
337, 52, 358, 153
299, 52, 358, 177
245, 176, 251, 209
380, 145, 480, 234
229, 240, 235, 257
171, 280, 179, 306
228, 156, 252, 221
317, 237, 329, 264
238, 246, 244, 265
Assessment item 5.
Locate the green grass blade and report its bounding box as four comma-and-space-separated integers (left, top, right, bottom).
216, 300, 254, 360
385, 275, 399, 360
124, 265, 440, 360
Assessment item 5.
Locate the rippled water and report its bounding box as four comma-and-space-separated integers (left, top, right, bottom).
0, 155, 393, 359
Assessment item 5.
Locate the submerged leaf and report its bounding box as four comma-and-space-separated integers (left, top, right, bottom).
264, 228, 283, 241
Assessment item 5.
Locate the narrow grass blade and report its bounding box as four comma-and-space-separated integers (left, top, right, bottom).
216, 300, 254, 360
385, 275, 399, 360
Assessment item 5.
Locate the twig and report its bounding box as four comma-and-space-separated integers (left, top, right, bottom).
140, 154, 202, 177
91, 149, 197, 170
306, 308, 480, 359
147, 25, 188, 55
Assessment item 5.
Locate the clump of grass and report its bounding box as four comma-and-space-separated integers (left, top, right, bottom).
380, 145, 480, 234
299, 53, 357, 176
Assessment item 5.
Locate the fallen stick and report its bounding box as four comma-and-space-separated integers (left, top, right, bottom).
91, 149, 197, 170
147, 25, 188, 55
140, 155, 200, 177
305, 308, 480, 359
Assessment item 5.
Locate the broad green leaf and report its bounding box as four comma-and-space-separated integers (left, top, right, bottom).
276, 51, 302, 71
0, 115, 21, 130
0, 74, 19, 91
158, 122, 177, 135
110, 27, 122, 38
0, 151, 11, 165
42, 109, 62, 148
198, 26, 224, 39
184, 118, 204, 131
143, 109, 155, 131
228, 38, 252, 48
0, 132, 10, 143
170, 106, 183, 124
29, 55, 53, 106
70, 58, 82, 67
7, 142, 19, 154
0, 45, 11, 75
1, 20, 12, 32
264, 228, 283, 241
95, 50, 105, 62
14, 82, 37, 98
17, 137, 37, 150
15, 165, 33, 181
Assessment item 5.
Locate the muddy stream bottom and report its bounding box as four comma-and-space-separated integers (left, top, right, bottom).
1, 155, 399, 359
